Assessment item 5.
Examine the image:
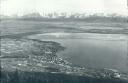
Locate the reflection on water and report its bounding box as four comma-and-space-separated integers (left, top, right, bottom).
28, 33, 128, 72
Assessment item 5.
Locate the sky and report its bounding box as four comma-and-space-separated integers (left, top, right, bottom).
0, 0, 128, 16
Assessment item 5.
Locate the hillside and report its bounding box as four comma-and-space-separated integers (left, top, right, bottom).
1, 38, 128, 83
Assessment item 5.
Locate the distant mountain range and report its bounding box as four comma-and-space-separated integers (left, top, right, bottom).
0, 12, 127, 22
1, 12, 127, 18
21, 13, 42, 18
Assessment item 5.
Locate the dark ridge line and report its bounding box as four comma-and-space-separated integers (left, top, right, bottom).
0, 31, 42, 39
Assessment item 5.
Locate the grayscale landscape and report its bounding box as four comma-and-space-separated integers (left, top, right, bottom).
0, 0, 128, 83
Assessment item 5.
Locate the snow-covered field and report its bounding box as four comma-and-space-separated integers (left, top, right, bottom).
28, 32, 128, 41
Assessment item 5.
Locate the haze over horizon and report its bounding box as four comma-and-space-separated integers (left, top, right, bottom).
0, 0, 128, 16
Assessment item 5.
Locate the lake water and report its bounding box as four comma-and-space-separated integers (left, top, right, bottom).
28, 33, 128, 72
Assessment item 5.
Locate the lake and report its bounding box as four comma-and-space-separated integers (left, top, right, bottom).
28, 33, 128, 72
